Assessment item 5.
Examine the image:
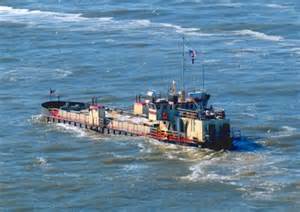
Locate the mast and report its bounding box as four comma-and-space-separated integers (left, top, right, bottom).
181, 36, 185, 90
202, 64, 205, 89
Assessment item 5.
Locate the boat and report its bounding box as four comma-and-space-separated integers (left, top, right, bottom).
41, 80, 232, 150
41, 39, 233, 150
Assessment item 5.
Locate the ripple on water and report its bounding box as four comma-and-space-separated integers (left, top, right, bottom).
0, 68, 73, 84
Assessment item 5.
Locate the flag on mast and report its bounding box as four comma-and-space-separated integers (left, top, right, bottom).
189, 49, 197, 64
49, 88, 56, 96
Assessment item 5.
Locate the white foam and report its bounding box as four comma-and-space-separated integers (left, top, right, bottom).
104, 39, 115, 43
0, 6, 216, 37
265, 4, 289, 9
137, 142, 152, 153
241, 112, 256, 118
0, 6, 205, 35
159, 23, 212, 36
281, 126, 297, 132
235, 29, 283, 42
36, 156, 47, 166
202, 59, 220, 64
0, 68, 73, 83
290, 47, 300, 55
224, 39, 242, 46
174, 1, 242, 8
270, 125, 298, 138
123, 164, 147, 172
130, 19, 151, 27
0, 5, 86, 21
30, 114, 44, 124
53, 69, 73, 78
181, 159, 236, 183
181, 152, 265, 182
0, 5, 110, 30
63, 172, 81, 177
55, 123, 87, 138
0, 5, 289, 43
180, 150, 295, 201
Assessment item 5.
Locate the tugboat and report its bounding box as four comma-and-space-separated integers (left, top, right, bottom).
41, 80, 232, 150
41, 39, 233, 150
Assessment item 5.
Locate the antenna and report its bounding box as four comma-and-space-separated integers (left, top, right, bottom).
181, 36, 185, 90
202, 63, 205, 90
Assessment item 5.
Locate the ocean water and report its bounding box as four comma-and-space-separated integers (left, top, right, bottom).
0, 0, 300, 210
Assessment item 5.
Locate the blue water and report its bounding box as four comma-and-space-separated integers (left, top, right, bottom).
0, 0, 300, 210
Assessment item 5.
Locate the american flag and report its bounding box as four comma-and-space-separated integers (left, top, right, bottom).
49, 88, 56, 96
189, 49, 197, 64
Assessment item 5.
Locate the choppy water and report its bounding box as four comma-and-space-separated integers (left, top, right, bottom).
0, 0, 300, 210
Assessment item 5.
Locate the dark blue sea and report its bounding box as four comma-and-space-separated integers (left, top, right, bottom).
0, 0, 300, 211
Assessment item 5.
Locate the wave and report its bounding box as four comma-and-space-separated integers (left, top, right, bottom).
0, 5, 86, 21
30, 114, 44, 125
265, 4, 290, 9
180, 151, 292, 200
123, 164, 147, 172
1, 5, 287, 42
172, 1, 242, 8
0, 68, 72, 83
35, 156, 48, 166
289, 47, 300, 55
234, 29, 283, 42
269, 125, 298, 138
159, 23, 212, 36
55, 123, 87, 138
0, 5, 112, 30
0, 5, 212, 37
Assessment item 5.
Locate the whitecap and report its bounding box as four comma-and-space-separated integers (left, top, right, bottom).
289, 47, 300, 55
0, 70, 18, 82
53, 69, 73, 79
123, 164, 147, 172
55, 123, 87, 138
137, 142, 152, 153
240, 112, 256, 118
202, 59, 220, 64
240, 180, 286, 200
30, 114, 44, 124
224, 39, 242, 46
0, 6, 216, 37
270, 125, 298, 138
63, 172, 81, 178
0, 68, 73, 83
281, 126, 297, 132
235, 29, 283, 42
104, 39, 115, 43
36, 156, 48, 166
265, 4, 290, 9
159, 22, 212, 36
129, 19, 151, 27
0, 5, 86, 22
181, 159, 237, 183
180, 152, 266, 183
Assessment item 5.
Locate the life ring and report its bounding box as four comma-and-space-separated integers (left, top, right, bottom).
162, 112, 168, 120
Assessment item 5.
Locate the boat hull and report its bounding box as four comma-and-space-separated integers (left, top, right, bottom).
41, 101, 232, 151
